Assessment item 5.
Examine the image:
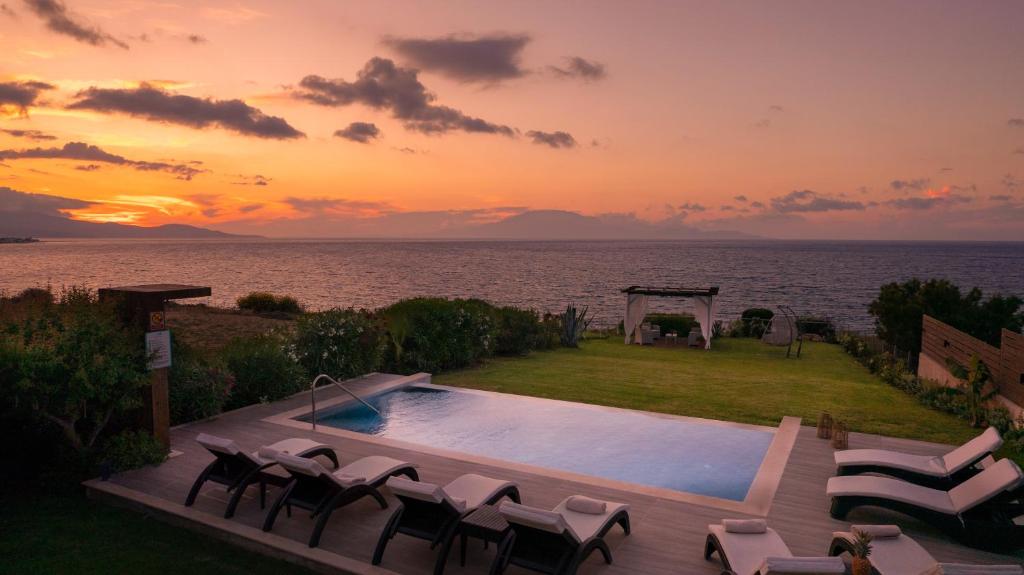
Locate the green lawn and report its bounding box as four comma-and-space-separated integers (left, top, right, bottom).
436, 337, 981, 447
0, 488, 312, 575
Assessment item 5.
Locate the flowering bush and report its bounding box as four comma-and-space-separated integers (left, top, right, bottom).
293, 309, 384, 381
222, 331, 306, 408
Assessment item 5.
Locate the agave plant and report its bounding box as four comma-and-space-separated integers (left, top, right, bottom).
560, 303, 591, 348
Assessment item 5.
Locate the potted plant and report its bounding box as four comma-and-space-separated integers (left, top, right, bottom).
850, 528, 873, 575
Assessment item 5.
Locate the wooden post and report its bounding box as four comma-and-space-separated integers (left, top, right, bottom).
816, 412, 833, 439
99, 284, 211, 450
830, 421, 849, 450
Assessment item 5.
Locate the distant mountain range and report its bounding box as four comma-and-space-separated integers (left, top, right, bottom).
0, 211, 248, 239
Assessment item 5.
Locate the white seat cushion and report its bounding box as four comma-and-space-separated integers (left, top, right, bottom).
334, 455, 411, 486
925, 564, 1024, 575
444, 473, 515, 510
835, 449, 948, 477
834, 531, 935, 575
759, 556, 845, 574
709, 524, 791, 575
275, 452, 330, 477
386, 476, 467, 512
941, 427, 1003, 474
553, 497, 628, 542
197, 433, 242, 456
826, 475, 956, 514
948, 458, 1022, 513
499, 501, 580, 543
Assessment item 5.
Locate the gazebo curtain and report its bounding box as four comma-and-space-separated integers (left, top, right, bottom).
623, 293, 649, 344
693, 295, 719, 350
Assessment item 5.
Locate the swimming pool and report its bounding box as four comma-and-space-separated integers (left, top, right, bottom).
301, 384, 776, 501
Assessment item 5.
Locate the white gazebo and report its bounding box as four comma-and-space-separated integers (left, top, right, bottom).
621, 286, 720, 350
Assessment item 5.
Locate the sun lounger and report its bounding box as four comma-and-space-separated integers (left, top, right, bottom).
704, 519, 845, 575
827, 458, 1024, 549
262, 451, 417, 547
828, 525, 1023, 574
497, 495, 631, 575
372, 473, 520, 574
184, 433, 339, 518
835, 427, 1002, 488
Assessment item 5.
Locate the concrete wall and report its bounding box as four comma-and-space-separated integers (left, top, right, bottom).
919, 315, 1024, 418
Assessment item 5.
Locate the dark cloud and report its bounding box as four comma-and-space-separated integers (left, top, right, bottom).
750, 200, 765, 209
734, 195, 748, 202
548, 57, 607, 81
720, 205, 735, 211
187, 34, 206, 44
884, 194, 972, 210
23, 0, 128, 49
678, 202, 706, 212
753, 118, 771, 129
1008, 118, 1024, 128
74, 163, 100, 171
890, 178, 931, 192
384, 34, 528, 83
1013, 148, 1024, 155
770, 189, 865, 213
285, 196, 394, 215
990, 194, 1013, 202
0, 80, 55, 113
0, 186, 92, 215
769, 105, 784, 112
0, 128, 56, 140
334, 121, 380, 143
394, 146, 418, 154
525, 130, 576, 149
0, 141, 204, 180
295, 58, 514, 136
231, 174, 270, 186
68, 83, 304, 139
238, 203, 263, 213
1004, 174, 1020, 190
1, 3, 15, 17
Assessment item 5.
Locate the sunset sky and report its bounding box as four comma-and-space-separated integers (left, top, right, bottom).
1, 0, 1023, 239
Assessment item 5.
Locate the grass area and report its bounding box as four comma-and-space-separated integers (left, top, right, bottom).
436, 337, 982, 446
0, 487, 312, 575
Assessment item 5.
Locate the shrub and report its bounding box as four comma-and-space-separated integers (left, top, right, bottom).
382, 298, 493, 373
100, 430, 167, 473
222, 332, 306, 409
493, 306, 545, 356
797, 316, 837, 342
293, 308, 384, 381
237, 291, 303, 314
644, 313, 696, 336
734, 308, 774, 338
0, 287, 150, 455
169, 340, 233, 425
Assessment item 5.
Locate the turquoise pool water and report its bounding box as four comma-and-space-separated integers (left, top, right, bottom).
307, 385, 774, 501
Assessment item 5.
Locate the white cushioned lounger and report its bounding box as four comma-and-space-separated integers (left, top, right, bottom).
831, 526, 1023, 575
835, 427, 1002, 479
500, 497, 630, 544
275, 452, 412, 486
827, 458, 1023, 515
706, 521, 845, 575
198, 433, 334, 466
385, 473, 515, 513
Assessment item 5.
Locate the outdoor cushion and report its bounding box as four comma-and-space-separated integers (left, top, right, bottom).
444, 473, 514, 510
387, 476, 446, 503
923, 564, 1024, 575
565, 495, 606, 514
941, 427, 1003, 473
850, 524, 901, 538
275, 452, 330, 477
827, 475, 956, 514
947, 458, 1022, 513
724, 518, 768, 534
334, 455, 411, 486
500, 501, 579, 542
196, 433, 242, 456
759, 556, 845, 574
708, 523, 791, 575
554, 496, 628, 541
253, 438, 329, 464
834, 531, 935, 575
835, 449, 948, 476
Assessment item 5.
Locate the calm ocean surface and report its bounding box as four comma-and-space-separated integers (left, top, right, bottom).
2, 239, 1022, 331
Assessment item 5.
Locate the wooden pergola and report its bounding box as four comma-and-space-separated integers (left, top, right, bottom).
621, 286, 720, 349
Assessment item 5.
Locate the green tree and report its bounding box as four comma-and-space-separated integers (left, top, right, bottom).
1, 289, 150, 454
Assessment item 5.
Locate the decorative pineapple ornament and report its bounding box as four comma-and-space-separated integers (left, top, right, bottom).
850, 528, 873, 575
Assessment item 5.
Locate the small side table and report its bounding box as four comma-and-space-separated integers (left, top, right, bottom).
457, 504, 516, 575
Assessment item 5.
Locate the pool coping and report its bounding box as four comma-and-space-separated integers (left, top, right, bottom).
263, 375, 800, 516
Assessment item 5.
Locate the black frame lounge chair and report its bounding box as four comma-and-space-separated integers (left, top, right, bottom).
835, 427, 1002, 488
496, 496, 631, 575
372, 473, 521, 575
184, 433, 339, 518
704, 519, 845, 575
828, 525, 1023, 574
262, 452, 418, 548
828, 458, 1024, 551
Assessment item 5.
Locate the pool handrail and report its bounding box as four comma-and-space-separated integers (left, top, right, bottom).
310, 374, 381, 430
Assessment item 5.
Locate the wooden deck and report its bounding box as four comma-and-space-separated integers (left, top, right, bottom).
86, 373, 1022, 574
